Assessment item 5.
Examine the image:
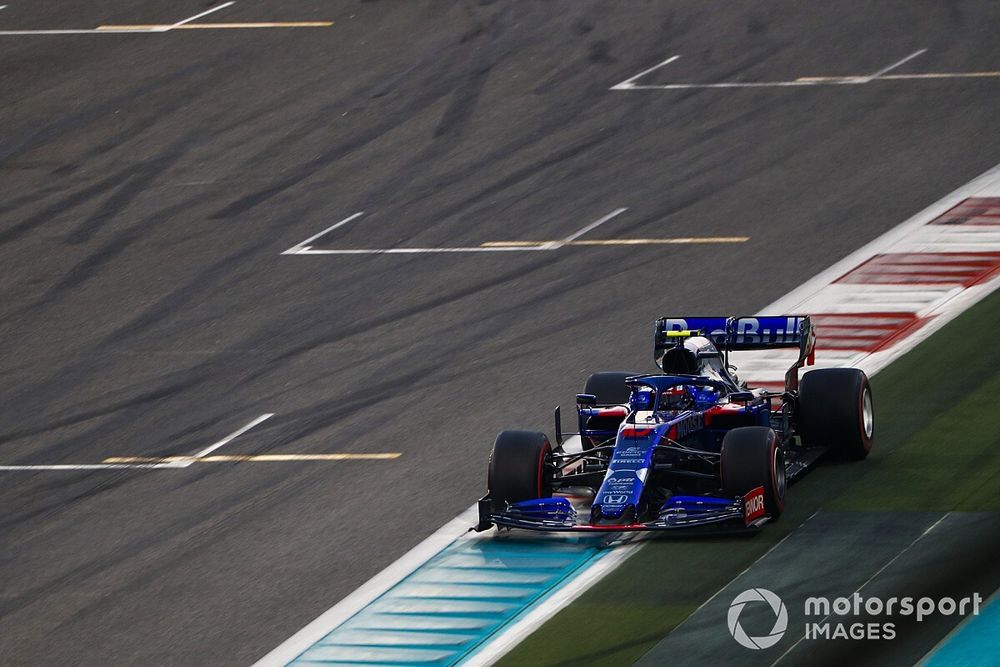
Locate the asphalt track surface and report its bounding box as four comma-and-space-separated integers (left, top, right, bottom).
1, 2, 999, 665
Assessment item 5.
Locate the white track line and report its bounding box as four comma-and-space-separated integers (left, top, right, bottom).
0, 28, 158, 34
161, 1, 234, 32
0, 413, 274, 471
0, 453, 397, 470
105, 453, 400, 463
282, 211, 365, 254
291, 246, 549, 255
769, 513, 950, 666
550, 207, 628, 248
283, 209, 629, 255
610, 55, 680, 90
612, 50, 926, 90
625, 81, 847, 90
0, 1, 235, 35
863, 48, 927, 82
0, 463, 168, 471
186, 413, 273, 463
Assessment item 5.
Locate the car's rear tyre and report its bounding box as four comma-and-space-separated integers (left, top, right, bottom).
721, 426, 785, 518
798, 368, 874, 460
488, 430, 553, 512
584, 372, 637, 405
581, 372, 637, 450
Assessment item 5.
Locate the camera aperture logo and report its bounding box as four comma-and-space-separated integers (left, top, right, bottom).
727, 589, 984, 649
727, 588, 788, 649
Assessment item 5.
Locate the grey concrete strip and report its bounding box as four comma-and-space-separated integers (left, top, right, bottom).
636, 511, 945, 667
785, 512, 1000, 667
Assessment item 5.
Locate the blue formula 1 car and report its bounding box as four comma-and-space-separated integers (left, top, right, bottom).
476, 316, 874, 533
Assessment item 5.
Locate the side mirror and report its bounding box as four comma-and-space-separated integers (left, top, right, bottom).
553, 406, 563, 445
576, 393, 597, 407
729, 391, 754, 403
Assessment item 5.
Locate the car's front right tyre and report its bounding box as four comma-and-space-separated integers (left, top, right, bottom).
721, 426, 785, 518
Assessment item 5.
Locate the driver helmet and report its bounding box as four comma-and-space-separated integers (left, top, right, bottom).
660, 385, 693, 410
660, 343, 699, 374
660, 335, 724, 379
629, 388, 654, 412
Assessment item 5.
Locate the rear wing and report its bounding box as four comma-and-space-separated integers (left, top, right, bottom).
653, 316, 816, 391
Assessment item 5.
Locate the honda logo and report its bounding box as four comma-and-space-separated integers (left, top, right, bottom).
602, 494, 628, 504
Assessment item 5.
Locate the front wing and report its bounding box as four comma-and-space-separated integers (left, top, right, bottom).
475, 487, 770, 534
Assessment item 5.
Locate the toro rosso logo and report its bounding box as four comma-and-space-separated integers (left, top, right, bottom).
743, 487, 766, 525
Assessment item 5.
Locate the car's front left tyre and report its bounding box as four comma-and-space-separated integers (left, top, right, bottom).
582, 372, 637, 450
488, 430, 553, 512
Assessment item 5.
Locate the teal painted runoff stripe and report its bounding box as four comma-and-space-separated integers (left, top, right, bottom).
289, 534, 612, 666
923, 591, 1000, 666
